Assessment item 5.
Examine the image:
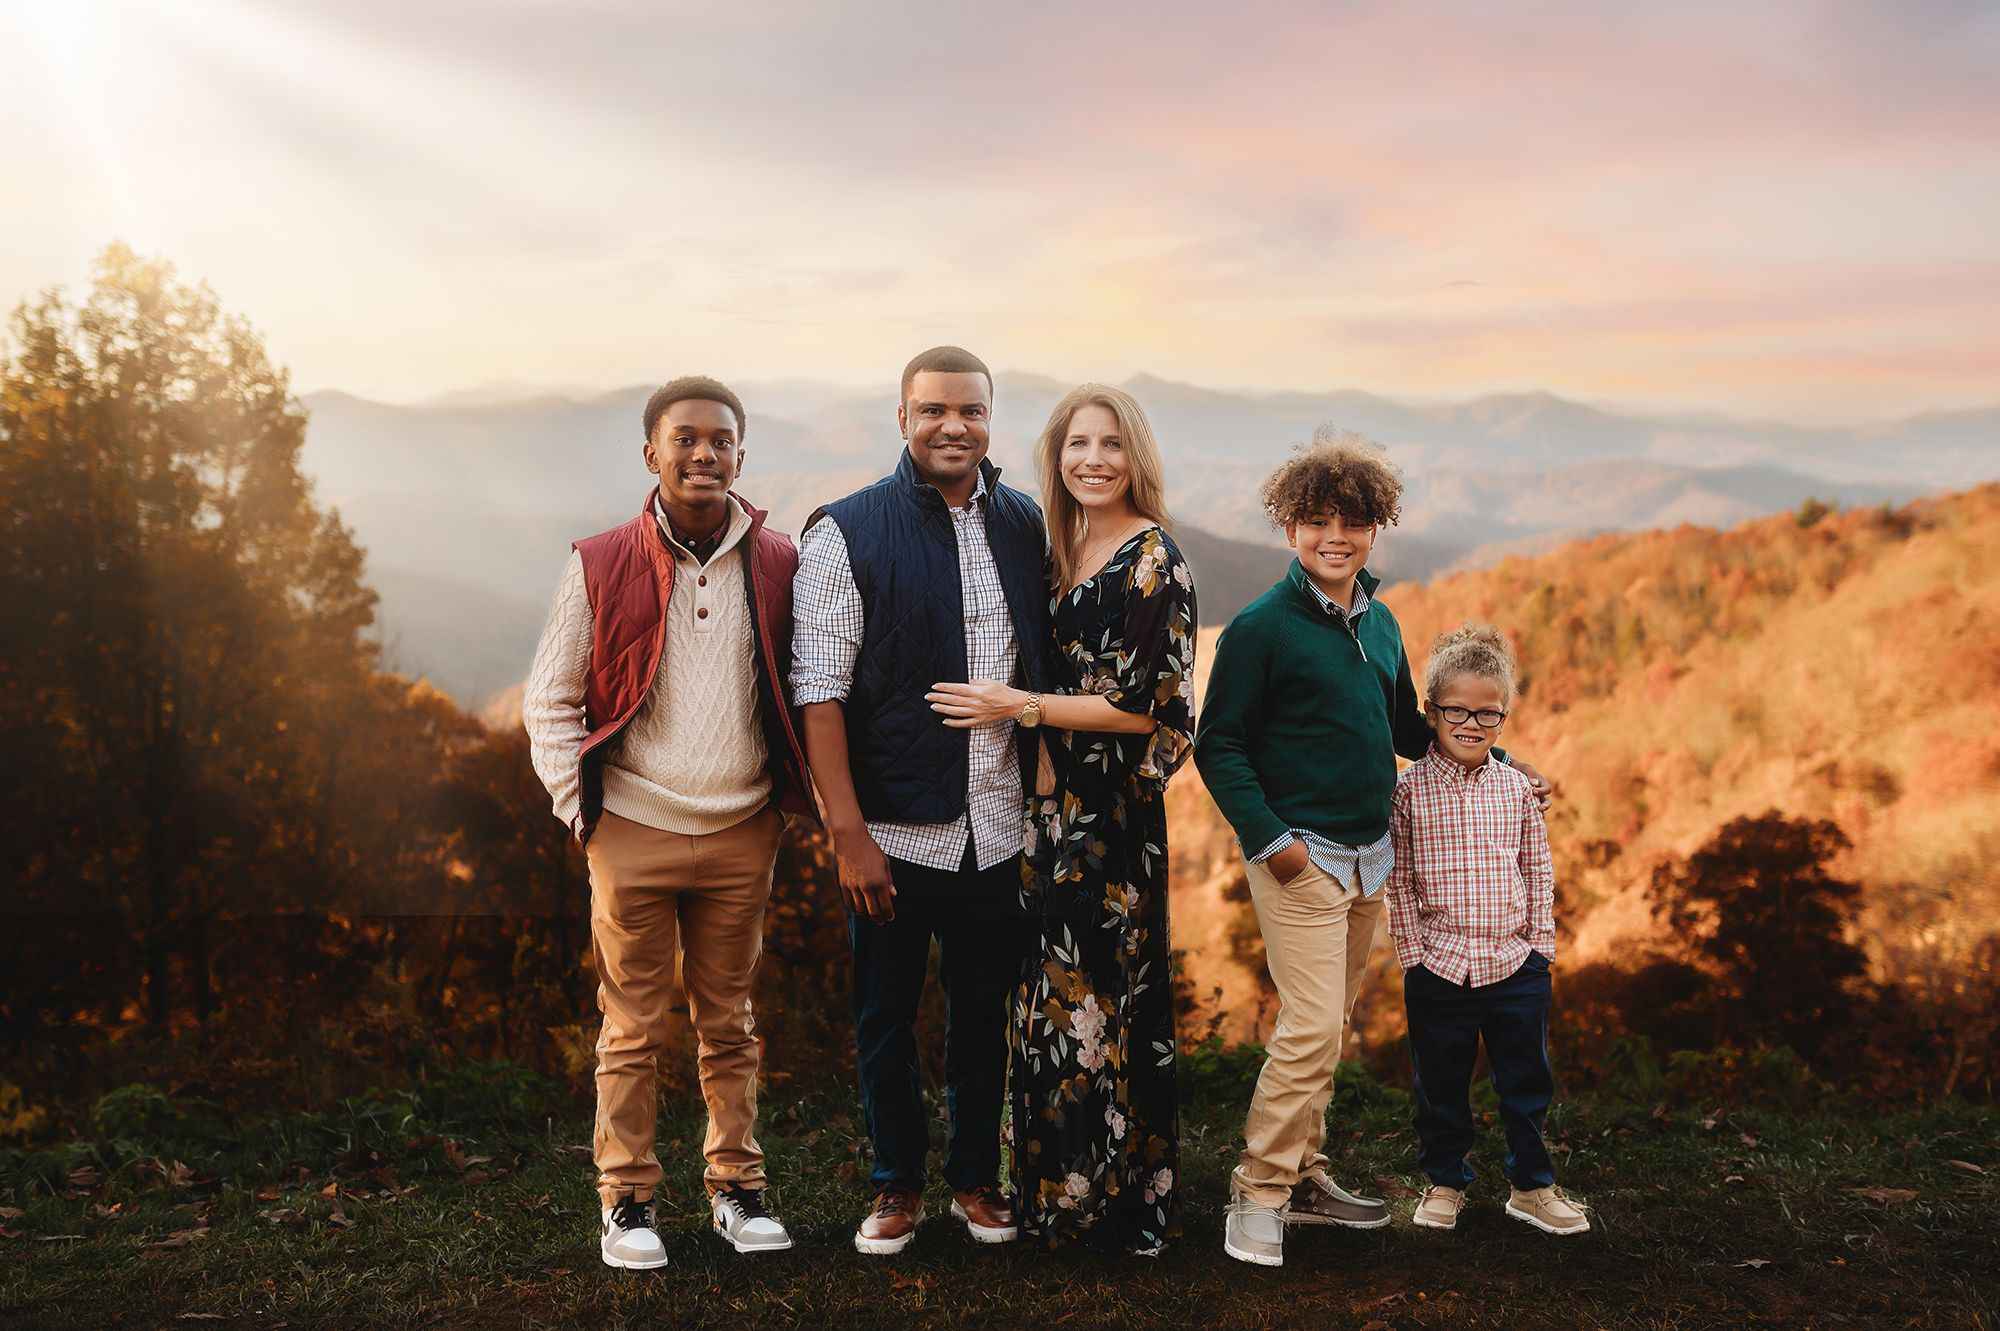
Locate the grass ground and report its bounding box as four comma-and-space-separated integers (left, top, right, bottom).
2, 1084, 1995, 1330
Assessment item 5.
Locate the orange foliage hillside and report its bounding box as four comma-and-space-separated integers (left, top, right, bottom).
1385, 485, 2000, 995
1167, 486, 2000, 1048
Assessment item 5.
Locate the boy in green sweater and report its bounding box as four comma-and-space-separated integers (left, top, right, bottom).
1194, 430, 1549, 1267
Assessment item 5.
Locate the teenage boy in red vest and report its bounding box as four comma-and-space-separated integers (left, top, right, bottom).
525, 376, 816, 1270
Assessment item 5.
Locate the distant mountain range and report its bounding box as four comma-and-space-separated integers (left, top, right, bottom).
296, 377, 1999, 708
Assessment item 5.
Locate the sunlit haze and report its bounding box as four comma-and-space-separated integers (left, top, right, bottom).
6, 0, 1999, 420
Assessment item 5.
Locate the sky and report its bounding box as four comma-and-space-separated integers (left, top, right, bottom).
5, 0, 1998, 421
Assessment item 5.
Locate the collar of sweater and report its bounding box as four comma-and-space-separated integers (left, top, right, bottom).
653, 493, 752, 564
1285, 556, 1380, 611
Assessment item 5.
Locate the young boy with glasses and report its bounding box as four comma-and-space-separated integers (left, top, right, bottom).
1386, 623, 1587, 1236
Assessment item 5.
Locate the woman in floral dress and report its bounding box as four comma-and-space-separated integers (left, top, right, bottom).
929, 383, 1196, 1254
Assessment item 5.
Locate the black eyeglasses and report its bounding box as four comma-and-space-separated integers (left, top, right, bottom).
1431, 703, 1506, 728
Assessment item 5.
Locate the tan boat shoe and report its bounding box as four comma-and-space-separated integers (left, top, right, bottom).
1412, 1184, 1465, 1230
1506, 1185, 1590, 1235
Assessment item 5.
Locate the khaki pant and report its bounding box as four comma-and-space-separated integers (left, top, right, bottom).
1232, 854, 1386, 1208
586, 804, 782, 1207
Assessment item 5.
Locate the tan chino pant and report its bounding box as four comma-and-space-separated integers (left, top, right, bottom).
1232, 854, 1386, 1208
586, 804, 782, 1207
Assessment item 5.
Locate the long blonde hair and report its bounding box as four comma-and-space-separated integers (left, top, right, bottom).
1035, 383, 1174, 590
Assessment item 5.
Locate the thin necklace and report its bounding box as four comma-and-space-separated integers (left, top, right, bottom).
1077, 515, 1149, 580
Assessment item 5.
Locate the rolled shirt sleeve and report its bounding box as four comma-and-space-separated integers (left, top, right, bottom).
789, 518, 863, 707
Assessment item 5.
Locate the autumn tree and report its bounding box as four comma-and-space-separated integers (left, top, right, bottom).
0, 244, 377, 1029
1648, 812, 1869, 1057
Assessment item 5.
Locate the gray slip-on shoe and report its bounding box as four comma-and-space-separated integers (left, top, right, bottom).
1288, 1175, 1393, 1229
1223, 1196, 1287, 1267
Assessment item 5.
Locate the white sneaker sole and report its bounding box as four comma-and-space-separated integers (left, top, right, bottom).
715, 1221, 794, 1254
1223, 1238, 1284, 1267
950, 1199, 1018, 1243
1411, 1211, 1459, 1231
1505, 1200, 1590, 1235
600, 1242, 669, 1270
853, 1206, 925, 1255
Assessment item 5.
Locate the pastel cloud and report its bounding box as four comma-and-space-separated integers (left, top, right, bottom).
4, 0, 1996, 420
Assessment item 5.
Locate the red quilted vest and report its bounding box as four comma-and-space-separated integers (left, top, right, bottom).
571, 490, 816, 836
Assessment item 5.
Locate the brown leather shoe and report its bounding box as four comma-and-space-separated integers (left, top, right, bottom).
854, 1187, 925, 1255
950, 1182, 1018, 1243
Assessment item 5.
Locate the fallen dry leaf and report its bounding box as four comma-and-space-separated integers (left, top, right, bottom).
1738, 1133, 1760, 1149
176, 1316, 225, 1322
1946, 1160, 1987, 1176
837, 1161, 857, 1183
1372, 1175, 1421, 1200
1735, 1258, 1770, 1269
1701, 1108, 1728, 1130
445, 1142, 494, 1172
67, 1167, 101, 1190
327, 1197, 355, 1230
258, 1209, 308, 1228
887, 1269, 927, 1290
1851, 1186, 1919, 1204
1361, 1323, 1391, 1331
460, 1168, 491, 1188
0, 1207, 22, 1221
0, 1228, 21, 1240
35, 1234, 83, 1242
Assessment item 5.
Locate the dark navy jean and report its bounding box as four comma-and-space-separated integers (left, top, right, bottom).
848, 850, 1026, 1195
1404, 951, 1556, 1191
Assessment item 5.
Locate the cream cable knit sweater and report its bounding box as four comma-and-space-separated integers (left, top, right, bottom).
524, 502, 771, 836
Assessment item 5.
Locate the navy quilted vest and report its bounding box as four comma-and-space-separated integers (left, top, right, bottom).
813, 452, 1052, 825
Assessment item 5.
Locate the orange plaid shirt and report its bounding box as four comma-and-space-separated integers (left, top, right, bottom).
1386, 746, 1556, 986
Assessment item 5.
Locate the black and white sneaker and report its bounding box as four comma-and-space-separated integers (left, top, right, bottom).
712, 1184, 793, 1253
600, 1194, 669, 1270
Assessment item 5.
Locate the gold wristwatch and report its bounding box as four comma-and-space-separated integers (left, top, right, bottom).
1019, 693, 1044, 728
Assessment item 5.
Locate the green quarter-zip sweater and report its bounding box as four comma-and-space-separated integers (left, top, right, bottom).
1194, 560, 1445, 854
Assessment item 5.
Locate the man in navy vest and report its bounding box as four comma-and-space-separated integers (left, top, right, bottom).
792, 346, 1053, 1254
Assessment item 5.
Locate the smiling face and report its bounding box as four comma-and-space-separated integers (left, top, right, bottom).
1425, 672, 1510, 769
1059, 403, 1136, 516
1286, 510, 1376, 597
645, 398, 742, 528
898, 370, 991, 498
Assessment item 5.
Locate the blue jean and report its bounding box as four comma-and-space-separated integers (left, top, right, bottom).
1404, 952, 1556, 1191
848, 852, 1026, 1195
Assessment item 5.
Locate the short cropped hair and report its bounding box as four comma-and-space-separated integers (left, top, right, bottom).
900, 346, 992, 404
1259, 426, 1403, 529
643, 375, 746, 443
1424, 622, 1519, 708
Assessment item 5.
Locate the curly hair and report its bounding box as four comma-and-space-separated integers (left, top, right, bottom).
1258, 426, 1403, 529
1423, 622, 1518, 707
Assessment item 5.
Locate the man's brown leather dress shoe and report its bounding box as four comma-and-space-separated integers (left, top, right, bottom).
950, 1182, 1018, 1243
854, 1187, 925, 1255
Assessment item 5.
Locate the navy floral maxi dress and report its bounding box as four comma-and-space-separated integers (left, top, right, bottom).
1008, 527, 1197, 1254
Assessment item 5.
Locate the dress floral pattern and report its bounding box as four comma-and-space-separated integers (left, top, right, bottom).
1008, 527, 1197, 1254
